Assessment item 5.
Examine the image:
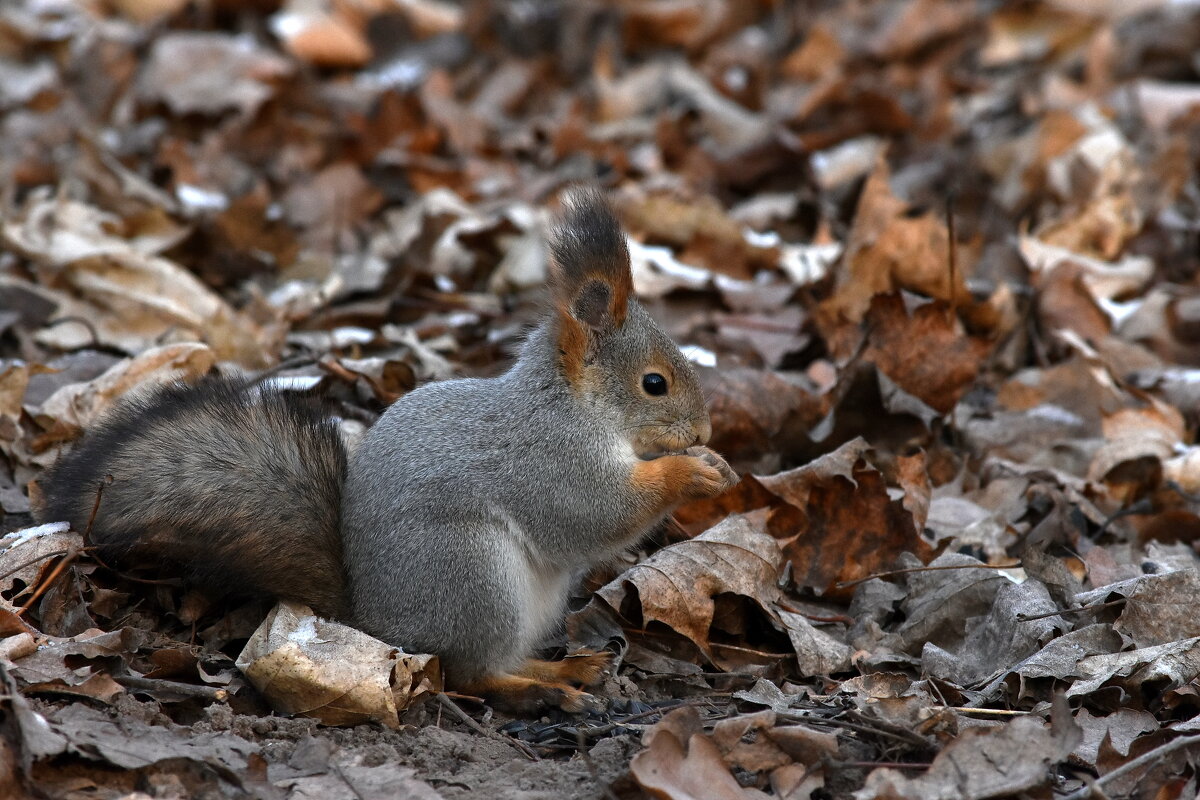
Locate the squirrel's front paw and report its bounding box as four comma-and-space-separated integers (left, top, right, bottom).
682, 446, 738, 498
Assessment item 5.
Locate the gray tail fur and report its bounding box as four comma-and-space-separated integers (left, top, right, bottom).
35, 377, 349, 619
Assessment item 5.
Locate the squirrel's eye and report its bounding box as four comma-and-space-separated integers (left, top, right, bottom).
642, 373, 668, 396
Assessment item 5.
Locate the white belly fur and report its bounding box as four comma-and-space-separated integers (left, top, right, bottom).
520, 555, 570, 646
500, 515, 571, 656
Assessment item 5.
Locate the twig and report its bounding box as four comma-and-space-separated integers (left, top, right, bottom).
831, 760, 931, 770
941, 706, 1030, 717
115, 675, 229, 702
576, 730, 621, 800
0, 549, 71, 583
776, 601, 854, 626
1062, 735, 1200, 800
435, 694, 539, 762
780, 711, 934, 752
15, 546, 81, 618
579, 698, 716, 738
84, 479, 106, 538
945, 196, 958, 325
837, 561, 1022, 589
1017, 598, 1126, 623
707, 641, 793, 659
332, 763, 368, 800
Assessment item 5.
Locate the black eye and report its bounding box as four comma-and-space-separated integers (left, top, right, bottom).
642, 373, 668, 396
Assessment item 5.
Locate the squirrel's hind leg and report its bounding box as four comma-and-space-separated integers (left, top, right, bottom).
457, 652, 613, 713
458, 671, 605, 714
518, 650, 613, 687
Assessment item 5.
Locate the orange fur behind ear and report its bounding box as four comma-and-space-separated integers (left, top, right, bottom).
555, 312, 588, 385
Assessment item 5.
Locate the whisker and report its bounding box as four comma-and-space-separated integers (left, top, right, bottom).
622, 422, 670, 432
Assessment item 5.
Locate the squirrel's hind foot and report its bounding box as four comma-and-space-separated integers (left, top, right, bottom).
459, 672, 607, 714
519, 650, 614, 688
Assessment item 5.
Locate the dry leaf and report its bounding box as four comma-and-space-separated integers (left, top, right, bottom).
631, 707, 771, 800
596, 513, 782, 667
235, 602, 441, 728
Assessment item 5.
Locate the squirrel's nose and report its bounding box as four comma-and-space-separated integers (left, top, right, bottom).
693, 418, 712, 447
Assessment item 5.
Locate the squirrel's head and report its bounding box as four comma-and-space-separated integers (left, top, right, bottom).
547, 187, 711, 458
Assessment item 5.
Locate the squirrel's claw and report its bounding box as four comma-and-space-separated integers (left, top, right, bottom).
684, 446, 739, 497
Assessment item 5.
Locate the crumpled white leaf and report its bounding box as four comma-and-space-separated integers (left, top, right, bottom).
236, 601, 441, 729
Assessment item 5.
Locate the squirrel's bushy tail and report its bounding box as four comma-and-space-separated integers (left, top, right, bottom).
35, 377, 349, 618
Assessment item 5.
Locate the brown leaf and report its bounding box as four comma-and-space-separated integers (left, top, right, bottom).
596, 513, 782, 665
702, 367, 830, 475
858, 714, 1079, 800
137, 32, 292, 117
821, 158, 976, 326
860, 293, 991, 415
1088, 399, 1183, 491
630, 707, 772, 800
1113, 570, 1200, 649
270, 1, 373, 68
760, 439, 935, 597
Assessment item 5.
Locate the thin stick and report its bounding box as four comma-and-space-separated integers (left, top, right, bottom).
579, 698, 715, 738
1062, 735, 1200, 800
776, 601, 854, 626
575, 730, 621, 800
945, 197, 959, 324
84, 479, 106, 538
0, 549, 71, 583
332, 763, 368, 800
15, 548, 79, 618
837, 561, 1022, 589
942, 706, 1030, 717
116, 675, 229, 702
1017, 599, 1126, 623
435, 694, 539, 762
833, 760, 931, 770
779, 712, 932, 751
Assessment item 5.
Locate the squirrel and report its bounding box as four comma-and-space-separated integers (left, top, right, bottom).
34, 187, 739, 712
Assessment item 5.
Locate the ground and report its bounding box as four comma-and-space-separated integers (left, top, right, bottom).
4, 1, 1200, 798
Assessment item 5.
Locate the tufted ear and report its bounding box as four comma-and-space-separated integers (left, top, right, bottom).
547, 186, 632, 335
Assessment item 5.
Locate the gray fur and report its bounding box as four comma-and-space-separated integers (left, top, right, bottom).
342, 302, 710, 682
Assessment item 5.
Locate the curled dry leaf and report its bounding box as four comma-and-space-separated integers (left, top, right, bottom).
1088, 398, 1184, 491
2, 197, 275, 365
235, 601, 441, 729
32, 343, 216, 434
1066, 636, 1200, 699
630, 707, 772, 800
596, 513, 782, 669
822, 157, 974, 326
856, 709, 1080, 800
0, 521, 75, 609
1110, 569, 1200, 648
137, 32, 293, 117
762, 438, 935, 597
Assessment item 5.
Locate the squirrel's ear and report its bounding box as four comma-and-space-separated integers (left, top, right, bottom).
547, 186, 632, 334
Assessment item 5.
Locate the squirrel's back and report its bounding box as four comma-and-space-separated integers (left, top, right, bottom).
35, 377, 349, 618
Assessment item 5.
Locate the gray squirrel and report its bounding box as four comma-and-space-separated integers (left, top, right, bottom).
34, 188, 738, 712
